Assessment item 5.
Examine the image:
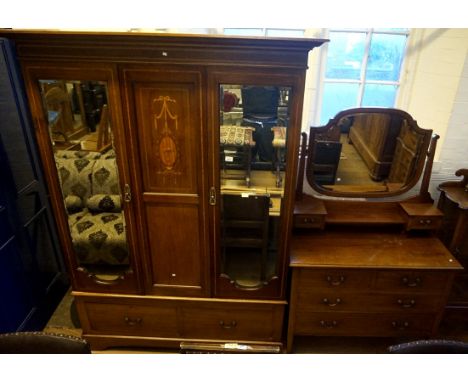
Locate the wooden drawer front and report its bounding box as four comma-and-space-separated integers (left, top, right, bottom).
294, 214, 325, 229
82, 301, 179, 337
295, 312, 437, 337
297, 290, 444, 313
297, 269, 374, 291
374, 271, 451, 293
180, 303, 284, 342
406, 216, 443, 231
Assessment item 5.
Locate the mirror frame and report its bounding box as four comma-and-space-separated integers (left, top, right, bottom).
306, 107, 433, 198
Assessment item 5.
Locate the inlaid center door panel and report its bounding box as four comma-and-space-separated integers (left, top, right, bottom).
122, 67, 209, 297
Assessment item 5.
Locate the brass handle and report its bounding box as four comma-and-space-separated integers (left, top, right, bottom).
320, 320, 338, 328
401, 276, 421, 287
326, 275, 345, 286
124, 316, 142, 326
219, 320, 237, 329
209, 186, 216, 206
124, 184, 132, 203
392, 320, 410, 330
322, 297, 342, 307
397, 299, 416, 308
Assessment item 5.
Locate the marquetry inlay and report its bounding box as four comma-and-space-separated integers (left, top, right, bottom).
152, 96, 181, 175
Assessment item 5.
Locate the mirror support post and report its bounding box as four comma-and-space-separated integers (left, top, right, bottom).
296, 132, 308, 201
420, 134, 439, 199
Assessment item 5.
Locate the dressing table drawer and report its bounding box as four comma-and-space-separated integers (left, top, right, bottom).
374, 271, 452, 293
295, 312, 438, 337
405, 216, 443, 231
296, 268, 375, 290
297, 291, 445, 313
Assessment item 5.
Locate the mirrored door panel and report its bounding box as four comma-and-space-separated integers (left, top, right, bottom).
38, 79, 131, 284
219, 84, 290, 289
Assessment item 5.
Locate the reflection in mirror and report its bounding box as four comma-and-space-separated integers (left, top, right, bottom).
219, 84, 290, 288
307, 108, 432, 197
40, 80, 130, 282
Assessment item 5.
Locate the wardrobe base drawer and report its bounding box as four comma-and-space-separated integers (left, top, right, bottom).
179, 302, 284, 342
75, 294, 285, 344
295, 312, 438, 337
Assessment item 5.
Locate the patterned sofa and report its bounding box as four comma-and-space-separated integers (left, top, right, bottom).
55, 150, 128, 266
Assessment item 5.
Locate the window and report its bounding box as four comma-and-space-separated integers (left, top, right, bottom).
319, 28, 409, 124
224, 28, 305, 38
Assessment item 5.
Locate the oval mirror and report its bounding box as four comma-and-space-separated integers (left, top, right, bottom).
305, 108, 433, 198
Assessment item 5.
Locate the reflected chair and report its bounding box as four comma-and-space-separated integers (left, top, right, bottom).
0, 331, 91, 354
241, 86, 280, 164
44, 82, 75, 142
221, 194, 270, 282
387, 339, 468, 354
310, 141, 342, 185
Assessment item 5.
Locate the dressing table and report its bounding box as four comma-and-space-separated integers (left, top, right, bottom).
287, 108, 462, 352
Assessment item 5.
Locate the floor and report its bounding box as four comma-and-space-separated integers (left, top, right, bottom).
44, 290, 468, 354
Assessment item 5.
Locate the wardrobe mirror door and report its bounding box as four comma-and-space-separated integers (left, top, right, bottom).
39, 79, 131, 281
219, 84, 290, 289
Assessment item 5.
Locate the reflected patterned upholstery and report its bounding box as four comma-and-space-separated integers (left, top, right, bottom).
55, 150, 128, 266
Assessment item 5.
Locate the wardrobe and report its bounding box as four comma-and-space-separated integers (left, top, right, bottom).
0, 30, 327, 350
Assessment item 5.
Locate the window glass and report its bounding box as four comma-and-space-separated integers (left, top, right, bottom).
320, 82, 359, 124
366, 33, 407, 81
325, 32, 366, 80
362, 83, 398, 106
266, 29, 304, 37
224, 28, 264, 36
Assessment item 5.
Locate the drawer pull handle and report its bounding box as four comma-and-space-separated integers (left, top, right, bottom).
320, 320, 338, 328
124, 316, 142, 326
322, 297, 342, 307
326, 275, 345, 286
391, 320, 410, 330
397, 299, 416, 308
401, 276, 421, 287
219, 320, 237, 329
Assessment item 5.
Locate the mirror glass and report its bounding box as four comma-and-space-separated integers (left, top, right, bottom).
307, 109, 431, 196
39, 79, 130, 281
218, 84, 290, 288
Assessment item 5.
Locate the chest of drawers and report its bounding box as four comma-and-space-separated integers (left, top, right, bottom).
286, 231, 462, 352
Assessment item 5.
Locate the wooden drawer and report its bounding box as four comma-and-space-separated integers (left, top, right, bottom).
297, 290, 445, 313
374, 271, 452, 293
80, 300, 180, 337
295, 312, 437, 336
294, 214, 325, 229
296, 268, 374, 290
76, 295, 285, 343
405, 216, 443, 231
179, 302, 284, 342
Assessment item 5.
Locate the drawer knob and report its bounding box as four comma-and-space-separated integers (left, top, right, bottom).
401, 276, 421, 287
391, 320, 410, 330
322, 297, 342, 307
124, 316, 142, 326
320, 320, 338, 328
219, 320, 237, 329
397, 298, 416, 308
326, 275, 345, 286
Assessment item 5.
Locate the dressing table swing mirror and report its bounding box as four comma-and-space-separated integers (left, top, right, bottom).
287, 107, 463, 352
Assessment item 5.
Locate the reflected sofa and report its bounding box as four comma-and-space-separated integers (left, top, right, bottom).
55, 150, 128, 266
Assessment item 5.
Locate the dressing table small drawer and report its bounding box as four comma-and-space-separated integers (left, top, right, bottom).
399, 203, 444, 231
294, 214, 325, 229
405, 216, 443, 231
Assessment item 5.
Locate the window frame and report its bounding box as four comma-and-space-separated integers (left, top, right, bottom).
317, 28, 410, 124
